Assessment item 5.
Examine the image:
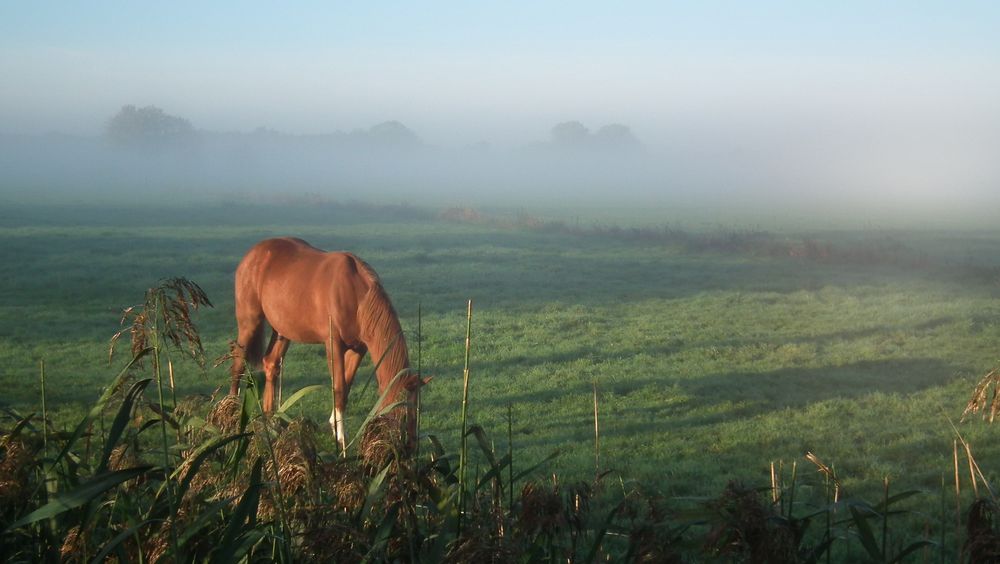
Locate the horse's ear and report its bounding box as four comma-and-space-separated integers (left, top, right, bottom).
421, 376, 433, 386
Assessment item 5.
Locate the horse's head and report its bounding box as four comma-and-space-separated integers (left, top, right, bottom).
399, 373, 430, 450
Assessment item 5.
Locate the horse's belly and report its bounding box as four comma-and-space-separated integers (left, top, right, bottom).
260, 286, 327, 344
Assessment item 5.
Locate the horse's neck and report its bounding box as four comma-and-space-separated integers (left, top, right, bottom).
366, 320, 411, 394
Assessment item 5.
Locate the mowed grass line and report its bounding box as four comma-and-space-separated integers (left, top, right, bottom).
1, 205, 998, 506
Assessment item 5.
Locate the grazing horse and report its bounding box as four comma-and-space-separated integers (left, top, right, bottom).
229, 237, 419, 450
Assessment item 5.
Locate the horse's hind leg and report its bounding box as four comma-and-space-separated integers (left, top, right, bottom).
230, 314, 266, 396
262, 332, 290, 413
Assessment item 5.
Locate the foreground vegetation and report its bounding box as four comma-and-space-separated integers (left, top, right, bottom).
1, 277, 996, 562
2, 201, 1000, 560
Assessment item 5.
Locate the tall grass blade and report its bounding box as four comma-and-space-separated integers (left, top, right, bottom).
466, 424, 499, 468
507, 402, 514, 512
361, 504, 400, 563
358, 463, 392, 523
593, 379, 600, 480
344, 371, 409, 454
213, 456, 264, 564
89, 518, 159, 564
849, 504, 882, 560
4, 466, 153, 531
888, 540, 937, 564
416, 301, 422, 458
582, 506, 618, 564
174, 432, 252, 500
176, 495, 240, 549
97, 378, 152, 473
477, 452, 512, 491
39, 359, 48, 453
511, 450, 561, 483
458, 299, 473, 534
882, 477, 889, 562
54, 347, 152, 467
276, 384, 326, 414
0, 413, 35, 445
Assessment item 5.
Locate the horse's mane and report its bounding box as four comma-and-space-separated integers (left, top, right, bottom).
352, 255, 410, 385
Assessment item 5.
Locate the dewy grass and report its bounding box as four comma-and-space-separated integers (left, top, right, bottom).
0, 288, 993, 561
4, 203, 1000, 559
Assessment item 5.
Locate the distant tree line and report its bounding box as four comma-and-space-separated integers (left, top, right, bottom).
104, 105, 641, 155
550, 121, 642, 153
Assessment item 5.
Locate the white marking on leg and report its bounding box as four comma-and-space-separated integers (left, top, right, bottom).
335, 407, 347, 454
329, 407, 348, 456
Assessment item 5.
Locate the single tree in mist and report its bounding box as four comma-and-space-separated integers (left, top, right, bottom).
593, 124, 642, 152
106, 105, 197, 149
551, 121, 590, 147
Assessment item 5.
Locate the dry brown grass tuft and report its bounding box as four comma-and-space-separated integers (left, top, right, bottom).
60, 526, 83, 562
207, 394, 243, 434
967, 499, 1000, 563
295, 507, 367, 563
445, 519, 520, 563
174, 393, 213, 420
257, 418, 321, 519
106, 443, 148, 492
143, 524, 171, 564
359, 414, 406, 471
0, 437, 34, 510
518, 481, 565, 535
704, 480, 797, 563
317, 459, 367, 514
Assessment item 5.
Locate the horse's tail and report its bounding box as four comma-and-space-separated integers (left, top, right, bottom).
243, 322, 266, 369
231, 244, 270, 390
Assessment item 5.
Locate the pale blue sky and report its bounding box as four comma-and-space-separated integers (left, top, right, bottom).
3, 2, 997, 137
1, 2, 998, 202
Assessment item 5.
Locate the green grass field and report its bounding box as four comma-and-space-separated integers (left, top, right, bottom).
3, 201, 1000, 547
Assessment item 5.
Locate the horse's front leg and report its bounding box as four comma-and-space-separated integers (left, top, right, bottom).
326, 338, 348, 453
328, 348, 365, 454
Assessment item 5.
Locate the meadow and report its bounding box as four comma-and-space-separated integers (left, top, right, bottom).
3, 200, 1000, 560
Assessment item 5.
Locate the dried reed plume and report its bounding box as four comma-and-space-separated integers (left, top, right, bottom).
109, 277, 213, 366
963, 367, 1000, 423
805, 451, 843, 502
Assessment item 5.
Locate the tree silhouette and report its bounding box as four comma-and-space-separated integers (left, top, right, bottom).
106, 105, 197, 149
593, 124, 641, 152
550, 121, 590, 147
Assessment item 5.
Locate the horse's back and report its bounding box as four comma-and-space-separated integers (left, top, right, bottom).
235, 238, 368, 343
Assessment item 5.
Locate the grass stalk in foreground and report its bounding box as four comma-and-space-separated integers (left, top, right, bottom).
593, 379, 600, 481
458, 298, 473, 535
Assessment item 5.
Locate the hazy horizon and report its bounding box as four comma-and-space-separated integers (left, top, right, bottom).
2, 2, 999, 217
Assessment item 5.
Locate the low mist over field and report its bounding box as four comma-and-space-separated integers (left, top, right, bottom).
0, 109, 656, 207
1, 3, 999, 222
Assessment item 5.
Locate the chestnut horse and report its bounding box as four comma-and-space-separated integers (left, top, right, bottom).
229, 237, 419, 450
